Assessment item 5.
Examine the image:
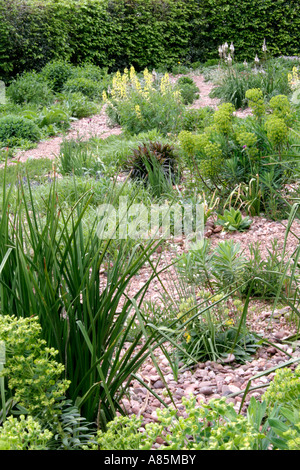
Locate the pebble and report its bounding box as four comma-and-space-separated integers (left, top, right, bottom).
156, 437, 165, 445
199, 386, 214, 396
149, 375, 160, 382
153, 380, 165, 389
197, 394, 207, 403
228, 384, 241, 394
174, 389, 185, 399
274, 330, 288, 340
131, 402, 141, 415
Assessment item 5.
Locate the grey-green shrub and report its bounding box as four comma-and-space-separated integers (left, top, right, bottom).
6, 71, 54, 105
63, 92, 99, 118
176, 76, 200, 104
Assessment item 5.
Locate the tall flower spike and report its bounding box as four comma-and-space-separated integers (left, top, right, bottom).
254, 54, 260, 64
222, 44, 227, 59
262, 38, 267, 53
227, 53, 232, 66
230, 42, 234, 55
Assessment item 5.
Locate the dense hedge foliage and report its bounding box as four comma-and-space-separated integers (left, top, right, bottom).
0, 0, 300, 81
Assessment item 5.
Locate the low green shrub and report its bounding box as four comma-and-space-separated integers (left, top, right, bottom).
41, 60, 74, 93
269, 94, 293, 125
36, 105, 71, 133
0, 314, 70, 423
178, 129, 225, 189
63, 77, 102, 100
171, 63, 191, 75
70, 64, 109, 83
203, 59, 220, 68
181, 107, 214, 132
245, 88, 266, 119
265, 116, 289, 153
0, 115, 41, 145
176, 239, 247, 291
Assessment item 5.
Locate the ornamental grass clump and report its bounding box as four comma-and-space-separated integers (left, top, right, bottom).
104, 66, 184, 135
124, 141, 179, 197
173, 294, 259, 366
125, 141, 178, 182
0, 169, 169, 426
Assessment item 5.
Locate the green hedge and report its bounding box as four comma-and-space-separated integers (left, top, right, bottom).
0, 0, 300, 82
192, 0, 300, 63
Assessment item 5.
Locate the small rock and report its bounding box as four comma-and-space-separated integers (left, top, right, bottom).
225, 398, 235, 405
184, 385, 196, 396
174, 389, 185, 399
274, 330, 287, 340
197, 394, 206, 404
199, 386, 214, 396
201, 380, 214, 387
228, 384, 241, 394
131, 402, 141, 415
204, 229, 213, 238
224, 375, 234, 384
153, 380, 165, 389
156, 437, 165, 445
211, 393, 222, 401
205, 220, 215, 228
149, 374, 160, 382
